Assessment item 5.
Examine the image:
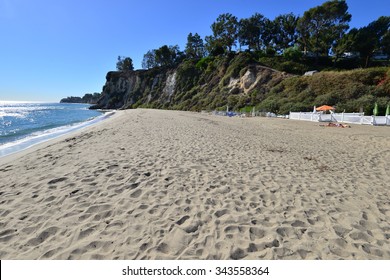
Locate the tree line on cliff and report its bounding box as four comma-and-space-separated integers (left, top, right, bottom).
60, 92, 101, 104
118, 0, 389, 71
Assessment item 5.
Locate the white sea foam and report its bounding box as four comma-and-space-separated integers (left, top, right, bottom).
0, 111, 114, 158
0, 111, 26, 118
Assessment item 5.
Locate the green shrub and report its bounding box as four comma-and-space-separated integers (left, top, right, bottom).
258, 98, 280, 113
313, 93, 338, 106
176, 60, 200, 91
226, 95, 237, 106
240, 106, 254, 113
283, 47, 303, 62
196, 57, 213, 70
279, 61, 308, 75
225, 52, 255, 78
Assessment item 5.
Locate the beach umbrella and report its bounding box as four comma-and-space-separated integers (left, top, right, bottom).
316, 105, 335, 111
373, 102, 379, 116
386, 104, 390, 116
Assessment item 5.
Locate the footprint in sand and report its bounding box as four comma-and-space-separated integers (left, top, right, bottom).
26, 226, 59, 246
249, 227, 265, 240
176, 215, 190, 225
230, 248, 247, 260
130, 189, 142, 198
0, 229, 18, 242
214, 209, 228, 218
47, 177, 68, 185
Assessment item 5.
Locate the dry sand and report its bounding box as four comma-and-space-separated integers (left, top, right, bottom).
0, 109, 389, 260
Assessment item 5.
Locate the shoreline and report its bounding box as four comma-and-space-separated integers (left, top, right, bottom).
0, 110, 116, 161
0, 109, 389, 260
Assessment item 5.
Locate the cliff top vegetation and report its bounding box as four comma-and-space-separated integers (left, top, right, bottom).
118, 0, 389, 72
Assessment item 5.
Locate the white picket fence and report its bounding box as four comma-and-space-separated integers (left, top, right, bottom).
289, 112, 390, 126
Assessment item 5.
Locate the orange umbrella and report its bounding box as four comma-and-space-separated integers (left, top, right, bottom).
316, 105, 335, 111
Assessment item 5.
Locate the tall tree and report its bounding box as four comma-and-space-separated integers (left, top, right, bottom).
185, 33, 205, 59
383, 31, 390, 56
211, 13, 239, 52
238, 13, 265, 51
142, 50, 157, 69
273, 13, 299, 52
116, 56, 134, 71
297, 0, 351, 58
155, 45, 172, 66
204, 35, 225, 56
351, 16, 390, 67
142, 45, 182, 69
261, 18, 276, 52
155, 45, 182, 67
332, 27, 360, 61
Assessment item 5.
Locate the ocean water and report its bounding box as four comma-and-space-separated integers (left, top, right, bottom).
0, 102, 108, 157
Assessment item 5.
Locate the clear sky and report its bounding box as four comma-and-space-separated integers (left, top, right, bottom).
1, 0, 389, 102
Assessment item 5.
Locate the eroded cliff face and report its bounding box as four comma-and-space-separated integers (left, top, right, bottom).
93, 54, 291, 111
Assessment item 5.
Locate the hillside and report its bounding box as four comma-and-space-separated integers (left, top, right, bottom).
91, 53, 390, 115
61, 93, 101, 104
260, 67, 390, 115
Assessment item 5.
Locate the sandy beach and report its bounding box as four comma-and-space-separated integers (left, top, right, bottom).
0, 109, 389, 260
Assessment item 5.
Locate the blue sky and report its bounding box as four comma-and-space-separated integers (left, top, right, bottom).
0, 0, 389, 102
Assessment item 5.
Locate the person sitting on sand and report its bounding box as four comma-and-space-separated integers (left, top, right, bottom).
320, 122, 351, 128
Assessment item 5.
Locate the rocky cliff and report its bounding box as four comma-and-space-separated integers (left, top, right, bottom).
92, 53, 389, 115
91, 53, 292, 111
